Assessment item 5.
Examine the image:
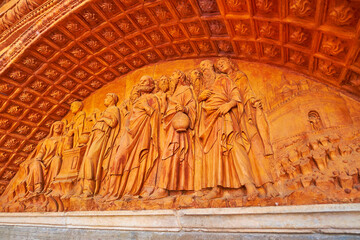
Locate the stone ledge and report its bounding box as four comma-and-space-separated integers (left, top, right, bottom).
0, 204, 359, 234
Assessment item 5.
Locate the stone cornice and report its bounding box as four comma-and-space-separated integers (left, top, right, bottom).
0, 204, 359, 234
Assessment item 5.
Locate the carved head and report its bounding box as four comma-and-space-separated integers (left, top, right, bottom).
70, 101, 84, 114
138, 75, 155, 94
49, 121, 64, 137
104, 93, 119, 107
157, 75, 169, 93
200, 60, 216, 87
169, 70, 187, 94
216, 57, 236, 74
189, 69, 203, 93
200, 60, 215, 73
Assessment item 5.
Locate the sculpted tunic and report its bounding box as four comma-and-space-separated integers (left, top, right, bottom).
78, 105, 120, 193
199, 74, 255, 189
157, 85, 196, 191
108, 93, 160, 197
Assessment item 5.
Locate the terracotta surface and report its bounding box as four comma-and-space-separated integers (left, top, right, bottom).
0, 0, 359, 212
0, 57, 360, 212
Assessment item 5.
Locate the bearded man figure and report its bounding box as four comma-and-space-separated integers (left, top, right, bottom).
139, 75, 171, 197
198, 60, 258, 200
104, 75, 160, 200
155, 75, 170, 113
150, 70, 197, 199
188, 69, 205, 192
216, 57, 279, 198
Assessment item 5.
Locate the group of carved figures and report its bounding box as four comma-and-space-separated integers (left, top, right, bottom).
278, 132, 360, 194
1, 58, 282, 203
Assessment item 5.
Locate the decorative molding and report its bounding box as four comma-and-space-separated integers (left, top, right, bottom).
0, 204, 359, 234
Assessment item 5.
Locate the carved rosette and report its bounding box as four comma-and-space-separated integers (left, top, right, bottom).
0, 119, 11, 130
329, 3, 355, 26
320, 36, 345, 57
226, 0, 246, 12
290, 0, 314, 18
289, 51, 307, 66
318, 59, 339, 77
289, 27, 309, 45
198, 0, 219, 13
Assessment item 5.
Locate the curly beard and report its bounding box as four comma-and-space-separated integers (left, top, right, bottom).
137, 84, 155, 94
202, 69, 216, 88
168, 78, 179, 95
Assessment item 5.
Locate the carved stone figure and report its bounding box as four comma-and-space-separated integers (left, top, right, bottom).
189, 69, 205, 191
144, 75, 170, 194
155, 75, 170, 115
64, 101, 86, 149
25, 121, 65, 194
78, 93, 121, 197
198, 60, 258, 200
216, 58, 273, 154
1, 56, 360, 212
216, 57, 278, 197
104, 76, 160, 200
189, 69, 203, 96
0, 121, 65, 202
150, 70, 196, 199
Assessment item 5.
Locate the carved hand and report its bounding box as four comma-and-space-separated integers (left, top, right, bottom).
198, 90, 212, 102
67, 129, 74, 136
217, 101, 236, 115
175, 104, 185, 113
251, 98, 263, 109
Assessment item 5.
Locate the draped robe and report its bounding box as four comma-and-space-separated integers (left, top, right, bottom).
108, 93, 160, 198
0, 123, 64, 202
199, 74, 255, 189
78, 105, 120, 194
157, 85, 196, 191
232, 71, 273, 187
25, 137, 63, 193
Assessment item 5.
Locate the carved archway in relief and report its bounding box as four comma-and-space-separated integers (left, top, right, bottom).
0, 0, 359, 204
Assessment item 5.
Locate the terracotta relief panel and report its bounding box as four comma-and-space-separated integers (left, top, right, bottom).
1, 58, 360, 212
0, 0, 359, 214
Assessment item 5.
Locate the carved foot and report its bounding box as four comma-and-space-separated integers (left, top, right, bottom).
265, 183, 279, 198
121, 194, 136, 202
101, 194, 120, 202
193, 191, 204, 198
34, 183, 43, 194
202, 187, 221, 200
94, 194, 108, 202
148, 188, 168, 200
245, 183, 259, 201
140, 187, 155, 198
79, 191, 93, 198
222, 191, 233, 199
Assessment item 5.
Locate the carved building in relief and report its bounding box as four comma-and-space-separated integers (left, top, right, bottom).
0, 0, 359, 212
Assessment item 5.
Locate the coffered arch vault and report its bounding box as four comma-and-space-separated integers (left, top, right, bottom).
0, 0, 359, 194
